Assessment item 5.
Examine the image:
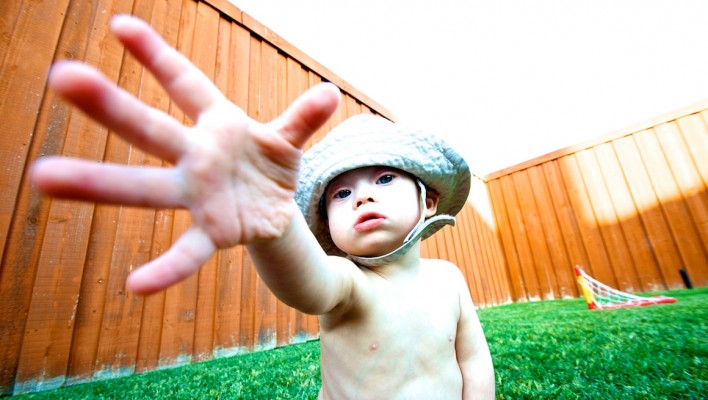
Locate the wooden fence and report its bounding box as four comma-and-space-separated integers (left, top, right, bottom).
486, 101, 708, 302
0, 0, 510, 394
422, 177, 512, 308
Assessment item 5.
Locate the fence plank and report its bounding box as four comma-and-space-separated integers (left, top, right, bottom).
459, 205, 488, 305
285, 59, 315, 341
513, 170, 557, 300
132, 0, 187, 374
88, 0, 161, 380
188, 0, 222, 363
576, 149, 639, 291
0, 0, 73, 392
676, 113, 708, 285
499, 177, 532, 300
527, 165, 575, 298
542, 160, 588, 297
612, 135, 683, 290
474, 196, 506, 305
64, 0, 150, 383
488, 179, 526, 301
0, 1, 22, 64
558, 154, 616, 286
655, 121, 708, 253
157, 0, 199, 370
469, 206, 497, 304
252, 41, 280, 350
13, 0, 136, 390
0, 0, 69, 265
635, 128, 708, 287
273, 48, 290, 348
677, 113, 708, 188
478, 180, 512, 304
505, 174, 542, 300
210, 17, 248, 359
596, 142, 661, 292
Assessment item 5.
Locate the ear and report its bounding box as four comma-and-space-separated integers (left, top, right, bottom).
424, 189, 439, 218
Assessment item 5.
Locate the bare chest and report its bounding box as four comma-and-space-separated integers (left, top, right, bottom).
322, 278, 461, 357
318, 280, 463, 398
370, 283, 458, 337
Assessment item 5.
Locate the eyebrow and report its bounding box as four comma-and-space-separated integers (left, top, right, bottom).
325, 176, 350, 195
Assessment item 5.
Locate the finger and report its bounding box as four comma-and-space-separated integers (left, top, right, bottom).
49, 61, 188, 163
270, 82, 341, 149
126, 227, 216, 294
32, 157, 186, 208
110, 14, 225, 120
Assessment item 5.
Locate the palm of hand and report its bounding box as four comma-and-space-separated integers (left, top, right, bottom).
181, 103, 303, 248
32, 15, 339, 293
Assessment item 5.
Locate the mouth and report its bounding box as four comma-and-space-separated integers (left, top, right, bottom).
354, 212, 386, 232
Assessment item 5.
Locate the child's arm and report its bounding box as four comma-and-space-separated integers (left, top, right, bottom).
247, 211, 363, 315
31, 15, 342, 298
455, 270, 496, 399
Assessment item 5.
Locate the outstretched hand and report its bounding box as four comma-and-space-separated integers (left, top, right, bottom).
32, 15, 340, 294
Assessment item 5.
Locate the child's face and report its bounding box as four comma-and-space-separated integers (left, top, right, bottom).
324, 166, 422, 257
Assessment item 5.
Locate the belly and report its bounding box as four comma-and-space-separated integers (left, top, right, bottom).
318, 331, 463, 399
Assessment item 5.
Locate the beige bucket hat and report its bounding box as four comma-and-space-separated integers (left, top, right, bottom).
295, 114, 471, 263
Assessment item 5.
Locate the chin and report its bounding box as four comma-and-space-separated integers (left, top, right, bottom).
345, 241, 402, 258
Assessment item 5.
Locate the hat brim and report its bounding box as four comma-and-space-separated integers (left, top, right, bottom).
295, 115, 471, 257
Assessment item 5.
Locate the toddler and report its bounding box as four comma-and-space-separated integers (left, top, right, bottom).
33, 15, 494, 399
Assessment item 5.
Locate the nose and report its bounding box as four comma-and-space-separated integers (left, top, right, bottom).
354, 183, 377, 209
355, 196, 375, 208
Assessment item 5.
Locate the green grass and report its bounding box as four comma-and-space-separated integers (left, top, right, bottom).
14, 288, 707, 399
486, 288, 706, 399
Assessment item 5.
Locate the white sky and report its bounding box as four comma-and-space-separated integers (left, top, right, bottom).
231, 0, 708, 176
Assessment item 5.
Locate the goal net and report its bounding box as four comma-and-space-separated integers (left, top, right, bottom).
574, 265, 677, 310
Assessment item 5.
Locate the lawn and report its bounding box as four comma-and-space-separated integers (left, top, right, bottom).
15, 287, 707, 399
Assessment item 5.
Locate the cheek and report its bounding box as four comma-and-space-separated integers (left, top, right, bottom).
395, 185, 421, 213
326, 212, 349, 250
325, 207, 346, 234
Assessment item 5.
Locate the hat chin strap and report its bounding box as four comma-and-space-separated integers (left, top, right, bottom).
349, 180, 456, 267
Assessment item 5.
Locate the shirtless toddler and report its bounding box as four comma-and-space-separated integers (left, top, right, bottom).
32, 15, 494, 399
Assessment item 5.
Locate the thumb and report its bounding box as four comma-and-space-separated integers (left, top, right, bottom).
272, 82, 340, 149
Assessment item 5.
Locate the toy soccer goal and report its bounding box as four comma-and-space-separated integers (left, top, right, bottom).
574, 265, 677, 310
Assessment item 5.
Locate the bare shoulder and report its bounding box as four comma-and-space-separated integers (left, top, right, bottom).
420, 258, 467, 282
417, 258, 471, 307
318, 255, 371, 321
325, 255, 371, 292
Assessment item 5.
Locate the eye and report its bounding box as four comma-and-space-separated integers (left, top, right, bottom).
333, 189, 351, 199
376, 174, 394, 184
